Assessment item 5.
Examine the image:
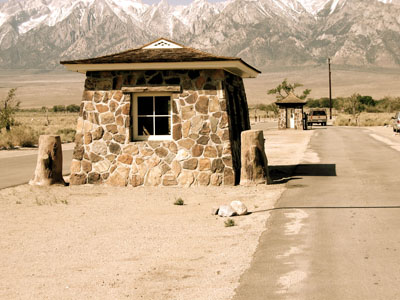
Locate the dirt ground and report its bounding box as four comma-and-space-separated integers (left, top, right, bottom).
2, 67, 400, 108
0, 125, 313, 300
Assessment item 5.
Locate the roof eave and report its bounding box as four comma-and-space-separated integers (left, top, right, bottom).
61, 60, 261, 78
275, 101, 307, 105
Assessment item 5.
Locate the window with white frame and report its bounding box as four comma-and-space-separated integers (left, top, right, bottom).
132, 93, 172, 140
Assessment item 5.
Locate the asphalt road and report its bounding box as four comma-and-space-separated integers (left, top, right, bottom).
233, 126, 400, 300
0, 149, 73, 189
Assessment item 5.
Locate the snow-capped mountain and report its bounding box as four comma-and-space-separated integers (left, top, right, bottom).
1, 0, 400, 69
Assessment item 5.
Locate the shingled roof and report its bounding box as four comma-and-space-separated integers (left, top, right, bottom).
60, 38, 261, 78
276, 92, 307, 105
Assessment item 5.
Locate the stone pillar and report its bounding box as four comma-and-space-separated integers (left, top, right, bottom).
29, 135, 66, 186
240, 130, 270, 186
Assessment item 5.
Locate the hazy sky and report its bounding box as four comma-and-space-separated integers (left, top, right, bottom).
0, 0, 226, 5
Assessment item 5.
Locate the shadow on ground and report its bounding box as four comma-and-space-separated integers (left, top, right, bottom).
269, 163, 336, 184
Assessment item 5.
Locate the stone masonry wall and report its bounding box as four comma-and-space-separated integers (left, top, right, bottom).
278, 107, 287, 129
69, 69, 247, 187
278, 106, 303, 130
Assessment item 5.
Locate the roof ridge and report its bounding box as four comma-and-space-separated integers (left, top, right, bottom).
139, 37, 186, 49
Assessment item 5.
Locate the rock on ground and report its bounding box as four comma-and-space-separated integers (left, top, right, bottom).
231, 200, 248, 216
218, 205, 237, 217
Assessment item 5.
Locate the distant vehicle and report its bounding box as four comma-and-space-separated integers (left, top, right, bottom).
393, 112, 400, 132
308, 109, 327, 126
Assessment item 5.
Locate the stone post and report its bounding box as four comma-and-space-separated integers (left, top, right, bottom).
29, 135, 66, 186
240, 130, 270, 186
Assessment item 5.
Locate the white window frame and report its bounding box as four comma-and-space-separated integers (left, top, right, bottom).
132, 92, 172, 141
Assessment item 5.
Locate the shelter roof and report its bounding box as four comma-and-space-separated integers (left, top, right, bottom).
276, 92, 307, 105
60, 38, 261, 78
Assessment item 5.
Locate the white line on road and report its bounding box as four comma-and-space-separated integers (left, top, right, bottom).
369, 133, 400, 152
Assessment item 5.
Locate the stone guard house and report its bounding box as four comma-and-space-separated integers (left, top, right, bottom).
276, 92, 306, 130
61, 38, 261, 187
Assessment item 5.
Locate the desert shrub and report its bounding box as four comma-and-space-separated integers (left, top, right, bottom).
52, 105, 66, 112
375, 97, 400, 113
224, 218, 236, 227
66, 104, 80, 113
334, 113, 393, 127
359, 95, 376, 107
0, 88, 20, 131
0, 125, 38, 149
252, 103, 279, 117
306, 97, 337, 109
56, 128, 76, 143
174, 197, 184, 205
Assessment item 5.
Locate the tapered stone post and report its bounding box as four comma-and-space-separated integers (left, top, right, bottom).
240, 130, 270, 186
29, 135, 66, 186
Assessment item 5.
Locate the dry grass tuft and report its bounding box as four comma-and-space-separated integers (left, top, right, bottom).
174, 197, 184, 205
0, 111, 78, 149
334, 112, 394, 127
224, 218, 236, 227
0, 126, 39, 149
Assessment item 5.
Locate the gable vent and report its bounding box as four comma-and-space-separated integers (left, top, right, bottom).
143, 39, 183, 49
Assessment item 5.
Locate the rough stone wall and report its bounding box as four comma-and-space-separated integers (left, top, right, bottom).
294, 108, 303, 129
70, 69, 241, 187
278, 107, 287, 129
224, 73, 251, 184
278, 106, 303, 130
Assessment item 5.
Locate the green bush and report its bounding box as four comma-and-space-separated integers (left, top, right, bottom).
224, 218, 236, 227
66, 104, 80, 113
52, 105, 66, 112
308, 95, 400, 114
174, 198, 184, 205
0, 88, 20, 131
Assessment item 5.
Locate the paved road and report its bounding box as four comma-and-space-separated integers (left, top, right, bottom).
233, 126, 400, 300
0, 149, 73, 189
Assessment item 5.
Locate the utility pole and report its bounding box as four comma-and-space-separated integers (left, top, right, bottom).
328, 58, 332, 120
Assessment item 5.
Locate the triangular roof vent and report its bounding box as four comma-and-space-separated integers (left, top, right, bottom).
142, 38, 183, 49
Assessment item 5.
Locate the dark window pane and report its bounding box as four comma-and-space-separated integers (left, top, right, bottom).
138, 117, 154, 136
138, 97, 153, 115
155, 96, 171, 115
155, 117, 171, 135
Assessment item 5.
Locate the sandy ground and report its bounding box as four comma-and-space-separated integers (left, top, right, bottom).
0, 125, 313, 300
2, 68, 400, 108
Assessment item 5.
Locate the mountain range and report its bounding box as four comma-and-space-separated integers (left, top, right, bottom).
1, 0, 400, 70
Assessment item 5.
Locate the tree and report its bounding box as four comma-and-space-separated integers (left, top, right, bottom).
0, 88, 20, 131
267, 78, 311, 100
358, 95, 375, 107
344, 93, 364, 124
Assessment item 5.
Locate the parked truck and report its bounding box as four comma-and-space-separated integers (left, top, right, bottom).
307, 109, 327, 126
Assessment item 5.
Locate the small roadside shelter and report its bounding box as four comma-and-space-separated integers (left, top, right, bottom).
276, 92, 306, 130
61, 38, 261, 187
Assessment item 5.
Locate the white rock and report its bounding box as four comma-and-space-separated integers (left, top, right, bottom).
211, 207, 219, 215
218, 205, 237, 217
230, 200, 248, 216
